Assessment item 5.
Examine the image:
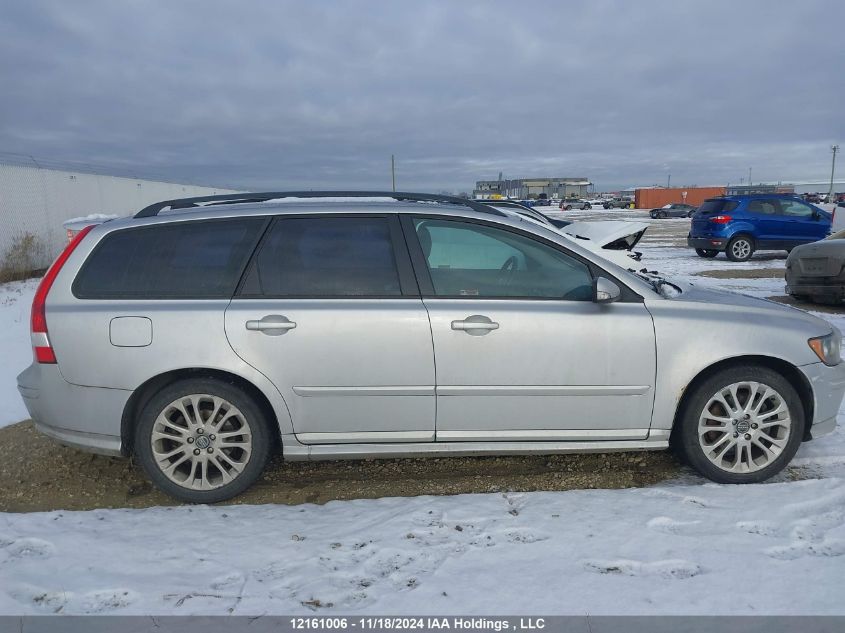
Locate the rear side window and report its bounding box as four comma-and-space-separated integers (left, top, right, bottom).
73, 218, 265, 299
239, 216, 402, 297
697, 199, 739, 214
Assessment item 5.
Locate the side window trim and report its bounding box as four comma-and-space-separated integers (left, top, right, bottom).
400, 213, 643, 303
234, 213, 420, 299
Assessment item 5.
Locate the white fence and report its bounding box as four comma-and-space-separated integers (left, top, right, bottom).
0, 162, 238, 269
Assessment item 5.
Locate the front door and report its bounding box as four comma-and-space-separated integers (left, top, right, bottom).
404, 216, 657, 442
225, 215, 435, 444
776, 198, 828, 243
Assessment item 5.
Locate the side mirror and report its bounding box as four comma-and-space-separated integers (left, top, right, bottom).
812, 210, 820, 220
593, 277, 621, 304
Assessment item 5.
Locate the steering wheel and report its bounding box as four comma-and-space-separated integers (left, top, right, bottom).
498, 255, 518, 286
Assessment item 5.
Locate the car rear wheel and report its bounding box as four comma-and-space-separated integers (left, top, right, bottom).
726, 235, 754, 262
695, 248, 719, 258
134, 378, 273, 503
674, 365, 804, 483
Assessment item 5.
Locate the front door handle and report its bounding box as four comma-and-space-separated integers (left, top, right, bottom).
451, 315, 499, 335
245, 315, 297, 335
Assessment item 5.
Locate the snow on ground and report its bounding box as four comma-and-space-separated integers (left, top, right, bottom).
2, 210, 845, 615
3, 477, 845, 615
0, 279, 37, 428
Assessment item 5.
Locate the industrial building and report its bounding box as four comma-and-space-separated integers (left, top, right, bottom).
474, 177, 591, 200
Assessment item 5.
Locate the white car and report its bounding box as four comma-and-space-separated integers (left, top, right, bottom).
482, 201, 648, 270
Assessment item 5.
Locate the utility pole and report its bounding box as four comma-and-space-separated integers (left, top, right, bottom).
391, 155, 396, 192
748, 167, 752, 190
667, 174, 671, 188
830, 145, 840, 199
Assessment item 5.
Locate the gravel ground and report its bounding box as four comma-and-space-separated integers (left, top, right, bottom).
0, 421, 681, 512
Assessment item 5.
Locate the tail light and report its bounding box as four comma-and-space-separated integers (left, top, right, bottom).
31, 224, 95, 364
709, 215, 733, 224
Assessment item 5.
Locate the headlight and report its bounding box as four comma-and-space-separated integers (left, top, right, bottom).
809, 333, 842, 366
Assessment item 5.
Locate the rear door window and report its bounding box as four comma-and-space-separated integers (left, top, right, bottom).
73, 218, 265, 299
239, 216, 403, 297
746, 199, 779, 215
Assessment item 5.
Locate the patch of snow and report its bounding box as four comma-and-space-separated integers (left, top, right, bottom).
0, 279, 38, 428
2, 480, 845, 614
62, 214, 120, 226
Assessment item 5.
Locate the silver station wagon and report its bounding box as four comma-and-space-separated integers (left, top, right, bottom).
17, 192, 845, 502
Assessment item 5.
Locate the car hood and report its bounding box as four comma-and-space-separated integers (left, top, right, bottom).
560, 220, 649, 250
788, 239, 845, 260
658, 281, 834, 331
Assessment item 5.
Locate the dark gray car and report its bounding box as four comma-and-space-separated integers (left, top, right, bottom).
786, 230, 845, 304
650, 203, 696, 219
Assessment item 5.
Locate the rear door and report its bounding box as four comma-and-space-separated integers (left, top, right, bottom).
745, 198, 783, 243
225, 214, 436, 444
404, 215, 657, 442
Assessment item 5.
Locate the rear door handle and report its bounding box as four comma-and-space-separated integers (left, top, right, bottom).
246, 315, 297, 335
451, 315, 499, 335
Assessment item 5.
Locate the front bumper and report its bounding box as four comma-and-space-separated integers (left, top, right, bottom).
16, 363, 130, 457
688, 236, 728, 250
799, 361, 845, 440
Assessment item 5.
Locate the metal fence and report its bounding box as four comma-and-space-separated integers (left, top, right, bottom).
0, 157, 238, 272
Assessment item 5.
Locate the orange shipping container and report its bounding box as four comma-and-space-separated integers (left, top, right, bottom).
635, 187, 726, 210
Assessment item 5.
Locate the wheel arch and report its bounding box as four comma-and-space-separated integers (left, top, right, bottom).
669, 355, 815, 446
120, 368, 285, 456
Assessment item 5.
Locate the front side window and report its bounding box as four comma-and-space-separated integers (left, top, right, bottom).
414, 218, 593, 300
73, 218, 265, 299
778, 199, 814, 217
240, 216, 402, 297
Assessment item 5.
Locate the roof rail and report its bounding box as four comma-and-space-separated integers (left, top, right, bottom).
134, 191, 505, 219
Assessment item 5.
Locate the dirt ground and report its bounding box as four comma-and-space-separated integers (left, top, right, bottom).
0, 421, 681, 512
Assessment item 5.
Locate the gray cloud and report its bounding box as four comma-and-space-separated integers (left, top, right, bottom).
1, 0, 843, 192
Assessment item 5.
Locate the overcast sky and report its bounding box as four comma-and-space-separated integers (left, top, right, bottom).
1, 0, 843, 193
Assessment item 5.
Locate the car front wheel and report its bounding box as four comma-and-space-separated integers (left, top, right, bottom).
674, 365, 804, 483
134, 378, 273, 503
695, 248, 719, 258
726, 235, 754, 261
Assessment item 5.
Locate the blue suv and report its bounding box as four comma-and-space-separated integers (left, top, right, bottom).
687, 194, 831, 261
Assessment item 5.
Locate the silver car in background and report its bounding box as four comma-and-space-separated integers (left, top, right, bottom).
17, 192, 845, 502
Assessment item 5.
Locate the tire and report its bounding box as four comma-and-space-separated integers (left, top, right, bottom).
726, 235, 754, 262
658, 211, 667, 219
674, 365, 805, 484
564, 205, 572, 211
134, 378, 273, 503
695, 248, 719, 258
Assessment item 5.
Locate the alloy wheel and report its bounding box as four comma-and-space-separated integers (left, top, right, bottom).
150, 394, 253, 490
697, 381, 791, 474
731, 239, 751, 260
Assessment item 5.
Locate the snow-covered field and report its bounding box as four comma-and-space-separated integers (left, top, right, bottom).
2, 210, 845, 615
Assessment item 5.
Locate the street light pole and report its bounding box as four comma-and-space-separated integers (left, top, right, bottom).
830, 145, 840, 199
391, 154, 396, 192
748, 167, 752, 189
